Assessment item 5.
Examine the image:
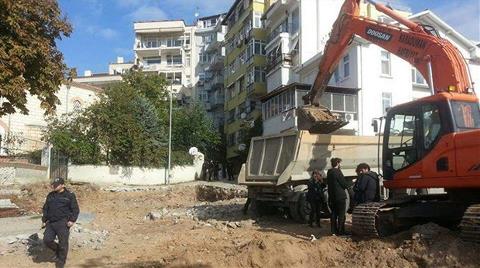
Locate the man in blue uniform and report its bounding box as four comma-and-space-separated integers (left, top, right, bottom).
42, 177, 79, 268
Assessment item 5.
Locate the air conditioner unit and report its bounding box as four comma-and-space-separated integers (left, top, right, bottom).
344, 113, 355, 122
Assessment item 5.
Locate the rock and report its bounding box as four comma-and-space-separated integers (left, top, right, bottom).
226, 222, 237, 229
0, 199, 18, 209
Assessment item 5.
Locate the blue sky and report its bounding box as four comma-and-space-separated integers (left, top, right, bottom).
57, 0, 479, 75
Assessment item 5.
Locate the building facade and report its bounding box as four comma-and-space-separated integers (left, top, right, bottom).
195, 14, 227, 129
0, 82, 101, 154
133, 20, 196, 101
261, 0, 480, 137
73, 57, 132, 89
223, 0, 271, 162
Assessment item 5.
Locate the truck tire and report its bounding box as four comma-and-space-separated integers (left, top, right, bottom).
253, 200, 276, 217
289, 192, 311, 223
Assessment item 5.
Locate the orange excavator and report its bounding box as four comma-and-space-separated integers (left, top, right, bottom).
300, 0, 480, 241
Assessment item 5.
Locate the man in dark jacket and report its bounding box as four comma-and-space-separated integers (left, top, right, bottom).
306, 169, 325, 227
42, 177, 79, 268
353, 163, 380, 204
327, 158, 351, 235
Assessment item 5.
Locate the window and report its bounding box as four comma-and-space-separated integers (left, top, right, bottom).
262, 90, 297, 120
185, 53, 191, 67
253, 12, 262, 28
247, 39, 265, 59
452, 101, 480, 129
254, 67, 265, 83
382, 92, 392, 114
343, 54, 350, 77
411, 68, 427, 85
422, 105, 441, 150
143, 37, 158, 48
386, 113, 418, 172
333, 67, 340, 83
199, 90, 209, 102
291, 8, 299, 34
144, 57, 161, 65
381, 51, 391, 76
166, 54, 182, 65
166, 72, 182, 84
320, 92, 358, 120
72, 100, 82, 112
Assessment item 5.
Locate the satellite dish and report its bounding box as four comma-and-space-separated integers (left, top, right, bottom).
238, 144, 246, 151
240, 112, 247, 119
189, 147, 199, 156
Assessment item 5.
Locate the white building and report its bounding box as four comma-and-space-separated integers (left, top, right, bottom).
73, 57, 132, 89
133, 20, 196, 101
262, 0, 480, 136
0, 82, 101, 154
195, 14, 227, 128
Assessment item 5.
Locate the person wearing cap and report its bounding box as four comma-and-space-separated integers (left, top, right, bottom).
42, 177, 79, 267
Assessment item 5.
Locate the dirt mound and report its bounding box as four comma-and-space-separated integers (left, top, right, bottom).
195, 184, 247, 202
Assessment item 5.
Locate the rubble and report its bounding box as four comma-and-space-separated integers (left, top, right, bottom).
0, 199, 18, 209
195, 185, 247, 202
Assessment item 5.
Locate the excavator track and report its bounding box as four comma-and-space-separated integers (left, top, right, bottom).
352, 202, 387, 238
460, 204, 480, 243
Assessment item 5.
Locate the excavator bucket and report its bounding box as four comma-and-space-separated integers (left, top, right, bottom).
296, 105, 348, 134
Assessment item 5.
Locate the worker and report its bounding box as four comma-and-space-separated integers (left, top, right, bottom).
353, 163, 380, 205
306, 169, 325, 228
42, 177, 79, 268
327, 158, 351, 235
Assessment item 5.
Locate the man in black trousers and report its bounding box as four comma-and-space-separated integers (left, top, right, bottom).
42, 177, 79, 268
327, 158, 351, 235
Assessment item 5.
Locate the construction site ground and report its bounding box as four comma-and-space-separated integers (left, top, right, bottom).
0, 181, 479, 268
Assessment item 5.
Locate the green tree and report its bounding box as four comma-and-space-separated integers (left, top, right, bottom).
0, 0, 72, 115
44, 71, 221, 168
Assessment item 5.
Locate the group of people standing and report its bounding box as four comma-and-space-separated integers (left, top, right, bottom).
307, 158, 380, 236
201, 160, 235, 181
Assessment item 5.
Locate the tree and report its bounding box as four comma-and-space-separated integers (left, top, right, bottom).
0, 0, 72, 116
44, 71, 221, 168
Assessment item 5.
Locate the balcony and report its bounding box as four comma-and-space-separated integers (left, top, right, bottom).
265, 53, 292, 73
141, 63, 162, 72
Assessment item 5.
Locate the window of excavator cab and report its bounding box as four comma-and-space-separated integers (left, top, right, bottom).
451, 101, 480, 130
388, 114, 416, 149
422, 105, 441, 151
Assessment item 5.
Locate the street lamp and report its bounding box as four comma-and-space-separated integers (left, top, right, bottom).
167, 78, 180, 185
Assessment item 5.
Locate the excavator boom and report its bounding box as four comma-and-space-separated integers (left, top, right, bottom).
300, 0, 474, 133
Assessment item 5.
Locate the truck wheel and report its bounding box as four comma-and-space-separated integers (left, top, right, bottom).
289, 192, 311, 223
253, 200, 276, 217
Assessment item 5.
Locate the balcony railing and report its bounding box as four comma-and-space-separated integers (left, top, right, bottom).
265, 53, 293, 73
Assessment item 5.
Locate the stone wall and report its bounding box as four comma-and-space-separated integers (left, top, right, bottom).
0, 163, 48, 185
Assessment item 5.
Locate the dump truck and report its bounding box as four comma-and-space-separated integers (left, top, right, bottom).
238, 130, 381, 222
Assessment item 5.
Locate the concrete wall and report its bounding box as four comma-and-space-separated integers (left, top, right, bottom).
69, 154, 204, 186
0, 163, 48, 185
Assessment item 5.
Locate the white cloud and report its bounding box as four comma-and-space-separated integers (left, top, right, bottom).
432, 0, 480, 40
116, 0, 143, 8
129, 5, 168, 21
86, 25, 119, 40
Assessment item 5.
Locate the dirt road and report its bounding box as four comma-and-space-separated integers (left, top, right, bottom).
0, 181, 478, 267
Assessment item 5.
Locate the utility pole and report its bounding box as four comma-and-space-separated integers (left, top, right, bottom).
167, 83, 173, 184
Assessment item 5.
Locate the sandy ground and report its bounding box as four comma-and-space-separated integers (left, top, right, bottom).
0, 181, 479, 268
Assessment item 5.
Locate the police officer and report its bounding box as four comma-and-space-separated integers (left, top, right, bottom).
353, 163, 380, 205
327, 158, 351, 235
42, 177, 79, 268
307, 169, 325, 228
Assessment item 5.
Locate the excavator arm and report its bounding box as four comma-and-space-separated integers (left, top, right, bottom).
301, 0, 473, 129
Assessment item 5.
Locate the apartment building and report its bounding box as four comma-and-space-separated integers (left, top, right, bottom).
73, 57, 132, 89
261, 0, 480, 136
133, 20, 196, 101
222, 0, 271, 162
195, 14, 227, 129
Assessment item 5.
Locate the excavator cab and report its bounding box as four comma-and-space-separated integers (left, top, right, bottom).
382, 94, 480, 188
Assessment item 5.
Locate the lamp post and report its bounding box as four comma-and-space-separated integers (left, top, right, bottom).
166, 79, 179, 184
